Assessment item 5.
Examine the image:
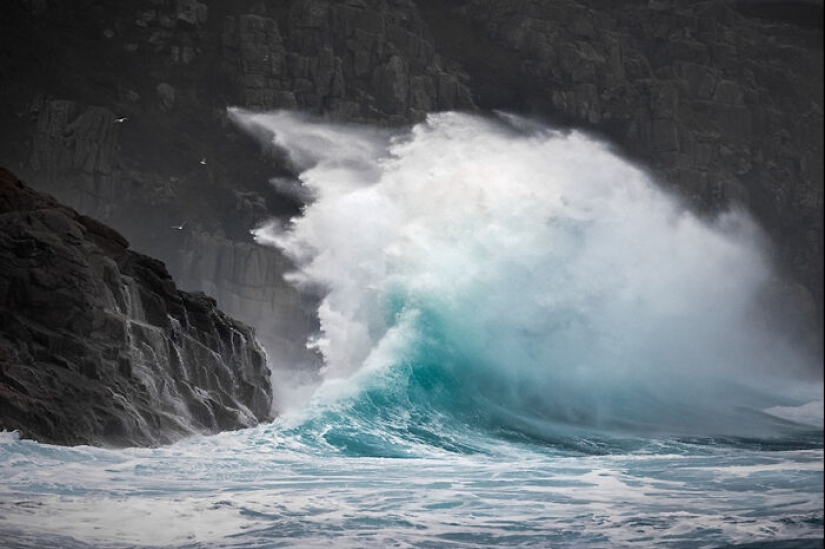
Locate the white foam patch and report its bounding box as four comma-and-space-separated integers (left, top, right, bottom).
1, 437, 822, 548
766, 400, 825, 428
231, 109, 818, 436
1, 494, 255, 547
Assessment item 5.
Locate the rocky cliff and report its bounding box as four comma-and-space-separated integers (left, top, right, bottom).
0, 168, 273, 446
0, 0, 821, 363
420, 0, 823, 345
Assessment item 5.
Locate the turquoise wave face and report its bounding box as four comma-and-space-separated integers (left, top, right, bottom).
270, 303, 822, 458
230, 109, 821, 454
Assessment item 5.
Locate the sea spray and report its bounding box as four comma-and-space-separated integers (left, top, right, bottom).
231, 108, 818, 441
0, 111, 821, 549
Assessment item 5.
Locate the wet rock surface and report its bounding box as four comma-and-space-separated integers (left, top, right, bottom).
0, 168, 273, 446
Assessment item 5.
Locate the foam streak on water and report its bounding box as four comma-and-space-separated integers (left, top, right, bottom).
0, 429, 823, 549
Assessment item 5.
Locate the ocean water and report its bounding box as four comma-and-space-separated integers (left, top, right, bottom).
1, 111, 822, 548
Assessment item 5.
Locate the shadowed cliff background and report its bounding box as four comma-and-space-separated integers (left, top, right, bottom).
0, 0, 821, 370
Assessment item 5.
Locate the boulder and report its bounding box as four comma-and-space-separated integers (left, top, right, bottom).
0, 168, 274, 447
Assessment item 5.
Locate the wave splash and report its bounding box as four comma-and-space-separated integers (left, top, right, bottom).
231, 109, 819, 453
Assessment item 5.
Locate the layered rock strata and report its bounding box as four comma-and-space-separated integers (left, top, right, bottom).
0, 168, 273, 446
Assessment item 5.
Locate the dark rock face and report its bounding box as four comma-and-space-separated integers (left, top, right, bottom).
0, 168, 273, 446
0, 0, 821, 364
19, 94, 320, 372
220, 0, 474, 122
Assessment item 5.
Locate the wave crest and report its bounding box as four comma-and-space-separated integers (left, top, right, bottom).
232, 110, 819, 446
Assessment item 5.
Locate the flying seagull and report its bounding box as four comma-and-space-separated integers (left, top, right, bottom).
170, 221, 187, 231
114, 116, 129, 123
199, 157, 207, 165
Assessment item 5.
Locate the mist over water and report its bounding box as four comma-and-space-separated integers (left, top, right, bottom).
233, 108, 820, 444
231, 109, 818, 441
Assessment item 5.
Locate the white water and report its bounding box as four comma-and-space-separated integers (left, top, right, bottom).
1, 110, 822, 549
236, 109, 817, 437
1, 427, 823, 549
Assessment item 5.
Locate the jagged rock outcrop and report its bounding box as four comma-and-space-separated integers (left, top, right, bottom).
0, 168, 273, 446
20, 97, 320, 371
174, 230, 319, 369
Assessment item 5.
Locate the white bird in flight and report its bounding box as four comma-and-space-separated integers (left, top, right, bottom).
114, 117, 129, 123
199, 157, 207, 165
170, 221, 187, 231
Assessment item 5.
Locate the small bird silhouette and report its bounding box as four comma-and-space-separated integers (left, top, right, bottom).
170, 221, 187, 231
199, 157, 207, 165
114, 117, 129, 123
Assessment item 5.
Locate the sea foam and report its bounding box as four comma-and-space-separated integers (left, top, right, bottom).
231, 109, 818, 438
